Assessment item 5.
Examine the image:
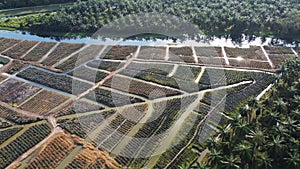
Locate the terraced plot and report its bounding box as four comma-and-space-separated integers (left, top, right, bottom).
41, 43, 84, 66
17, 67, 92, 94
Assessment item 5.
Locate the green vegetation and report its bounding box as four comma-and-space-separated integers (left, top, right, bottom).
195, 58, 300, 169
0, 0, 77, 9
3, 0, 298, 42
0, 3, 73, 18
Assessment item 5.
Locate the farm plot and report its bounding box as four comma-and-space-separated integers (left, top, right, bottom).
64, 145, 120, 169
103, 75, 182, 99
0, 118, 13, 129
169, 47, 195, 63
17, 67, 92, 94
1, 83, 41, 106
54, 99, 104, 117
58, 110, 116, 138
0, 56, 10, 65
229, 59, 272, 70
90, 105, 147, 147
20, 90, 69, 116
0, 78, 24, 100
0, 104, 39, 124
4, 60, 29, 74
22, 42, 56, 62
84, 87, 144, 107
198, 68, 258, 89
137, 46, 166, 60
41, 43, 84, 66
0, 38, 21, 52
101, 46, 138, 60
268, 55, 293, 69
25, 133, 76, 169
264, 46, 295, 55
55, 45, 104, 72
68, 65, 109, 83
225, 46, 266, 60
0, 123, 51, 169
0, 127, 22, 144
120, 62, 200, 93
153, 112, 201, 169
264, 46, 296, 68
172, 65, 202, 81
194, 47, 223, 57
198, 57, 227, 66
86, 60, 125, 72
2, 40, 38, 59
115, 96, 197, 167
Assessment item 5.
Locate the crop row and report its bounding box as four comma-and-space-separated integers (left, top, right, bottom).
225, 46, 266, 60
194, 47, 223, 57
101, 46, 138, 60
264, 46, 295, 55
22, 42, 56, 62
0, 38, 21, 52
58, 110, 116, 138
54, 99, 104, 117
169, 47, 193, 56
0, 127, 22, 144
154, 113, 201, 168
269, 54, 294, 68
95, 105, 148, 151
199, 68, 258, 88
0, 104, 39, 124
65, 147, 120, 169
103, 75, 181, 99
172, 65, 202, 81
1, 83, 41, 106
68, 65, 109, 83
17, 67, 92, 94
20, 90, 69, 116
115, 96, 196, 166
41, 43, 84, 66
0, 123, 51, 169
229, 59, 271, 70
26, 133, 75, 169
0, 78, 24, 100
86, 59, 124, 72
2, 40, 38, 59
55, 45, 104, 72
84, 87, 144, 107
223, 73, 275, 112
137, 46, 166, 60
198, 57, 227, 66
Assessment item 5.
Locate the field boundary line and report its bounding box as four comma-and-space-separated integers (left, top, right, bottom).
260, 46, 275, 68
1, 40, 24, 53
165, 47, 170, 61
168, 64, 179, 77
38, 42, 60, 63
53, 44, 91, 67
291, 48, 298, 57
221, 46, 230, 65
17, 88, 44, 107
192, 46, 198, 63
19, 41, 41, 59
195, 67, 206, 83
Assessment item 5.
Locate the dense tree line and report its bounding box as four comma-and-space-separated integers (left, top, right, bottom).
192, 58, 300, 169
0, 0, 78, 9
24, 0, 300, 42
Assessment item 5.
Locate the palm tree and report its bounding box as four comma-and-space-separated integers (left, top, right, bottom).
285, 152, 300, 169
220, 154, 241, 169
